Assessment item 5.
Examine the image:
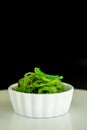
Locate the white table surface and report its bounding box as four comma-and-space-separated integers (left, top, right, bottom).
0, 89, 87, 130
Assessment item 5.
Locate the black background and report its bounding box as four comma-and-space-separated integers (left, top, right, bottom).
0, 8, 87, 90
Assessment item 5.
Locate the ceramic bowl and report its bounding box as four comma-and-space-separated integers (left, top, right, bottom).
8, 82, 74, 118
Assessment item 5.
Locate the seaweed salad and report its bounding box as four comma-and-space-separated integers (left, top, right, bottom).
13, 67, 65, 94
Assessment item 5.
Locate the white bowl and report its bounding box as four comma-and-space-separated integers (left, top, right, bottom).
8, 82, 74, 118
